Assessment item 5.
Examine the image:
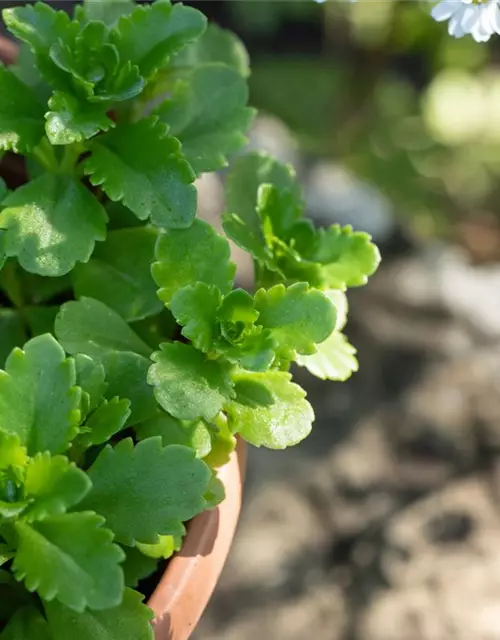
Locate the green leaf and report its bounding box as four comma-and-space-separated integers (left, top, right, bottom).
111, 0, 206, 77
0, 334, 80, 455
0, 309, 27, 367
13, 512, 124, 611
3, 4, 75, 88
23, 306, 59, 338
121, 546, 158, 588
45, 91, 114, 145
45, 588, 154, 640
137, 534, 180, 560
313, 225, 381, 289
85, 118, 196, 229
149, 342, 234, 421
158, 64, 254, 174
225, 151, 300, 238
73, 227, 162, 322
172, 23, 250, 77
257, 182, 303, 241
135, 414, 211, 459
203, 472, 225, 509
254, 283, 336, 358
0, 430, 28, 471
0, 572, 33, 624
222, 212, 274, 268
75, 354, 107, 415
82, 397, 131, 446
0, 174, 107, 277
0, 606, 51, 640
55, 297, 151, 362
80, 437, 210, 545
0, 65, 45, 153
296, 331, 358, 382
170, 283, 221, 352
23, 453, 91, 522
225, 371, 314, 449
104, 351, 158, 425
233, 377, 274, 408
76, 0, 134, 26
153, 219, 235, 305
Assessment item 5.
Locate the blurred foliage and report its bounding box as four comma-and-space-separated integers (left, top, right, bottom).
209, 0, 500, 240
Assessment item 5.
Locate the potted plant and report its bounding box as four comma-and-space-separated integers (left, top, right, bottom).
0, 1, 380, 638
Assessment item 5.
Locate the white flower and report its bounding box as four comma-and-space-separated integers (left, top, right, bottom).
431, 0, 500, 42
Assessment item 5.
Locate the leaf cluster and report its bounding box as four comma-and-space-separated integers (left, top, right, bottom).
0, 0, 380, 637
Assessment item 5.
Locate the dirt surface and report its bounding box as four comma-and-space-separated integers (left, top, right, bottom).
194, 228, 500, 640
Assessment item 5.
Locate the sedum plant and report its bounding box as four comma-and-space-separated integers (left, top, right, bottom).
0, 0, 379, 637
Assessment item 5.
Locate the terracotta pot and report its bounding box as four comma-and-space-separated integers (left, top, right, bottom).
0, 33, 247, 640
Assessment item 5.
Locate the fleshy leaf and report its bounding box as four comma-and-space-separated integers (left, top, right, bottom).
85, 118, 197, 229
13, 512, 124, 611
0, 335, 80, 455
158, 63, 254, 174
153, 219, 235, 305
80, 437, 211, 545
233, 377, 274, 408
135, 414, 211, 459
81, 397, 131, 446
76, 0, 135, 26
75, 354, 107, 416
296, 331, 358, 382
23, 453, 91, 522
45, 588, 154, 640
55, 297, 151, 362
0, 430, 28, 471
0, 606, 51, 640
222, 212, 275, 268
137, 534, 181, 560
225, 151, 300, 238
3, 4, 75, 88
170, 283, 221, 352
111, 0, 206, 77
172, 23, 250, 77
313, 225, 381, 289
45, 91, 114, 145
148, 342, 235, 421
73, 227, 162, 322
0, 65, 45, 153
0, 174, 107, 277
254, 283, 336, 358
225, 371, 314, 449
104, 351, 158, 425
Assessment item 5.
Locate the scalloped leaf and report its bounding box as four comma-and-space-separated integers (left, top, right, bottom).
45, 91, 114, 145
80, 437, 211, 545
0, 335, 80, 455
296, 331, 358, 382
254, 283, 336, 358
149, 342, 235, 421
170, 283, 221, 352
84, 118, 196, 229
135, 414, 211, 459
73, 227, 162, 322
0, 430, 28, 471
172, 23, 250, 77
225, 151, 301, 238
111, 0, 206, 77
45, 588, 154, 640
13, 512, 124, 612
23, 453, 91, 522
76, 0, 134, 27
0, 174, 107, 277
55, 297, 151, 363
81, 397, 131, 447
158, 64, 254, 174
0, 65, 45, 153
75, 354, 107, 417
225, 370, 314, 449
153, 219, 235, 305
313, 224, 381, 289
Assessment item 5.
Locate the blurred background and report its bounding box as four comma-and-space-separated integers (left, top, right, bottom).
4, 2, 500, 638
